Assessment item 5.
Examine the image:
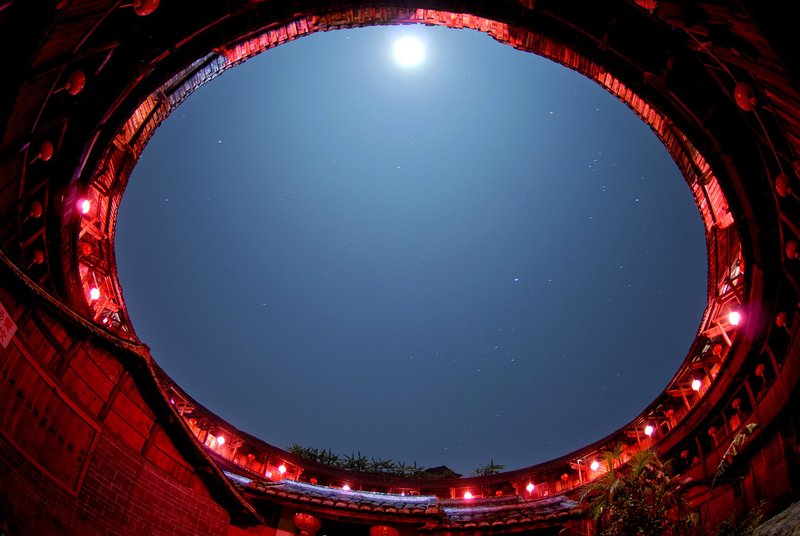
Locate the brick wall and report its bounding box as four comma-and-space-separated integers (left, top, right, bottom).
0, 432, 230, 535
0, 281, 235, 535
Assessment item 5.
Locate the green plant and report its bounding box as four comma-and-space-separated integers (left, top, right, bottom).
714, 502, 763, 536
342, 451, 369, 472
475, 459, 504, 476
286, 443, 432, 478
701, 423, 759, 536
581, 447, 690, 536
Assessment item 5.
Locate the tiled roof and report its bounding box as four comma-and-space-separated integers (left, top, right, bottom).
244, 478, 440, 515
225, 471, 579, 530
432, 495, 580, 531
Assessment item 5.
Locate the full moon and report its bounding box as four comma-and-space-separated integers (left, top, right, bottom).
394, 36, 424, 67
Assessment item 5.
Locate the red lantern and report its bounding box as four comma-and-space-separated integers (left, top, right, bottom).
712, 343, 723, 356
787, 240, 799, 260
29, 201, 43, 219
776, 311, 788, 328
755, 363, 766, 378
133, 0, 159, 16
776, 174, 792, 198
634, 0, 657, 13
370, 526, 399, 536
293, 512, 322, 536
65, 70, 86, 95
734, 82, 757, 111
32, 250, 45, 265
35, 140, 54, 162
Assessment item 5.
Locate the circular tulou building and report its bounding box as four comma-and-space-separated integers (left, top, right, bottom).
1, 1, 800, 535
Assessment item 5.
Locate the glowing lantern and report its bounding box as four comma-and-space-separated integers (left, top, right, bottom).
787, 240, 799, 260
692, 379, 702, 392
525, 483, 534, 493
776, 311, 787, 328
278, 464, 287, 475
89, 287, 100, 301
342, 484, 350, 491
216, 435, 225, 446
133, 0, 160, 16
644, 425, 654, 436
590, 460, 600, 471
729, 311, 741, 326
35, 140, 54, 162
64, 70, 86, 95
463, 491, 473, 500
29, 201, 43, 219
370, 526, 399, 536
734, 82, 757, 111
32, 250, 45, 265
293, 512, 322, 536
635, 0, 657, 12
79, 199, 91, 214
776, 173, 792, 198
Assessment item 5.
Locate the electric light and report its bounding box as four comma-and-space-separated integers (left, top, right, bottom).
89, 287, 100, 300
79, 199, 91, 214
729, 311, 741, 326
216, 435, 225, 445
342, 484, 350, 491
644, 425, 654, 437
525, 483, 534, 493
464, 491, 473, 500
590, 460, 600, 471
692, 379, 702, 391
278, 464, 287, 474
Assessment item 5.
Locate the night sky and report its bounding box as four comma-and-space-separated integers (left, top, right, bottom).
115, 25, 707, 475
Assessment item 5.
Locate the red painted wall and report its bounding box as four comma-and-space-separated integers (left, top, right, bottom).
0, 285, 233, 535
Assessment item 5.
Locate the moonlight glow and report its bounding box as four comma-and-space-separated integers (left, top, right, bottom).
393, 36, 424, 67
